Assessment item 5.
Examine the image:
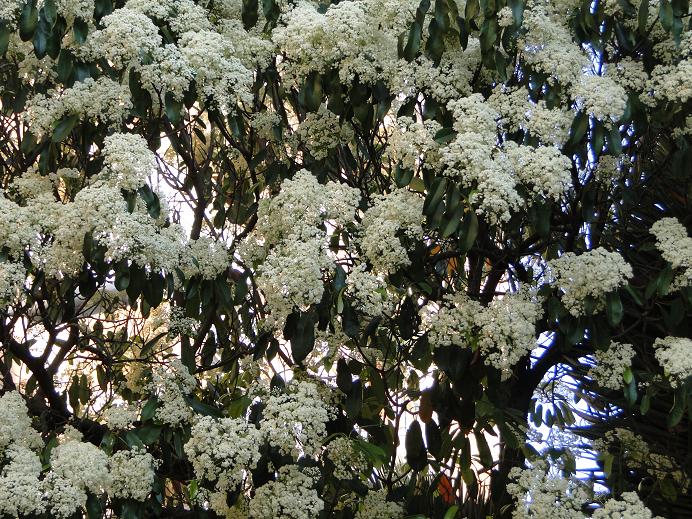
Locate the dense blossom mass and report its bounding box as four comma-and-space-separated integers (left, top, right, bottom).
0, 0, 690, 517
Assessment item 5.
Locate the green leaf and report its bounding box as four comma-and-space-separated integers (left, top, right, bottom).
73, 17, 88, 43
0, 23, 10, 55
458, 210, 478, 252
86, 494, 102, 519
165, 91, 183, 124
242, 0, 259, 29
51, 114, 78, 143
290, 311, 316, 364
660, 0, 674, 31
140, 397, 159, 422
640, 392, 651, 415
405, 420, 427, 471
32, 14, 50, 58
19, 2, 38, 41
336, 357, 353, 393
403, 21, 423, 61
568, 111, 589, 145
136, 424, 162, 444
605, 291, 623, 326
638, 0, 649, 33
667, 387, 686, 428
444, 505, 459, 519
425, 419, 442, 459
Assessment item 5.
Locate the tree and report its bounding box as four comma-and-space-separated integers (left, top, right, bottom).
0, 0, 690, 517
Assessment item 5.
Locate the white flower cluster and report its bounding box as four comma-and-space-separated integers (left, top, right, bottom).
0, 392, 42, 452
489, 86, 573, 147
593, 491, 660, 519
50, 432, 111, 495
360, 188, 423, 272
56, 0, 95, 22
548, 248, 633, 316
179, 30, 253, 112
354, 488, 405, 519
88, 8, 162, 69
385, 116, 441, 172
138, 44, 195, 102
591, 342, 636, 390
185, 416, 262, 493
506, 142, 572, 201
25, 77, 133, 137
0, 1, 21, 27
249, 465, 324, 519
273, 0, 399, 86
422, 292, 481, 348
610, 57, 649, 92
647, 61, 692, 105
101, 133, 156, 191
477, 290, 543, 377
260, 379, 336, 459
0, 444, 45, 518
572, 75, 628, 122
103, 402, 139, 430
296, 105, 354, 160
507, 460, 590, 519
653, 336, 692, 387
424, 289, 542, 375
650, 217, 692, 290
325, 436, 369, 480
402, 44, 480, 103
243, 170, 360, 325
0, 261, 25, 310
519, 7, 588, 86
108, 447, 157, 501
346, 264, 395, 317
594, 428, 686, 488
150, 359, 196, 426
126, 0, 211, 35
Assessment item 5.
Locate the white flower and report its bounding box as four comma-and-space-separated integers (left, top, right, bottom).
650, 217, 692, 290
25, 77, 132, 137
654, 336, 692, 387
422, 292, 482, 348
179, 30, 253, 112
360, 189, 423, 272
43, 471, 87, 519
151, 359, 196, 426
260, 379, 335, 459
0, 445, 45, 518
548, 248, 633, 317
507, 460, 590, 519
102, 133, 156, 191
593, 492, 659, 518
296, 105, 354, 160
185, 416, 262, 491
591, 342, 636, 390
108, 447, 157, 501
0, 261, 25, 310
103, 402, 139, 430
50, 437, 111, 494
355, 488, 404, 519
88, 8, 162, 69
0, 391, 42, 452
572, 75, 628, 122
326, 436, 369, 480
476, 289, 543, 377
249, 465, 324, 519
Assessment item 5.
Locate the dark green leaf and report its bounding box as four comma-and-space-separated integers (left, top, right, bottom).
19, 2, 38, 41
405, 420, 427, 471
290, 311, 316, 363
51, 114, 78, 143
